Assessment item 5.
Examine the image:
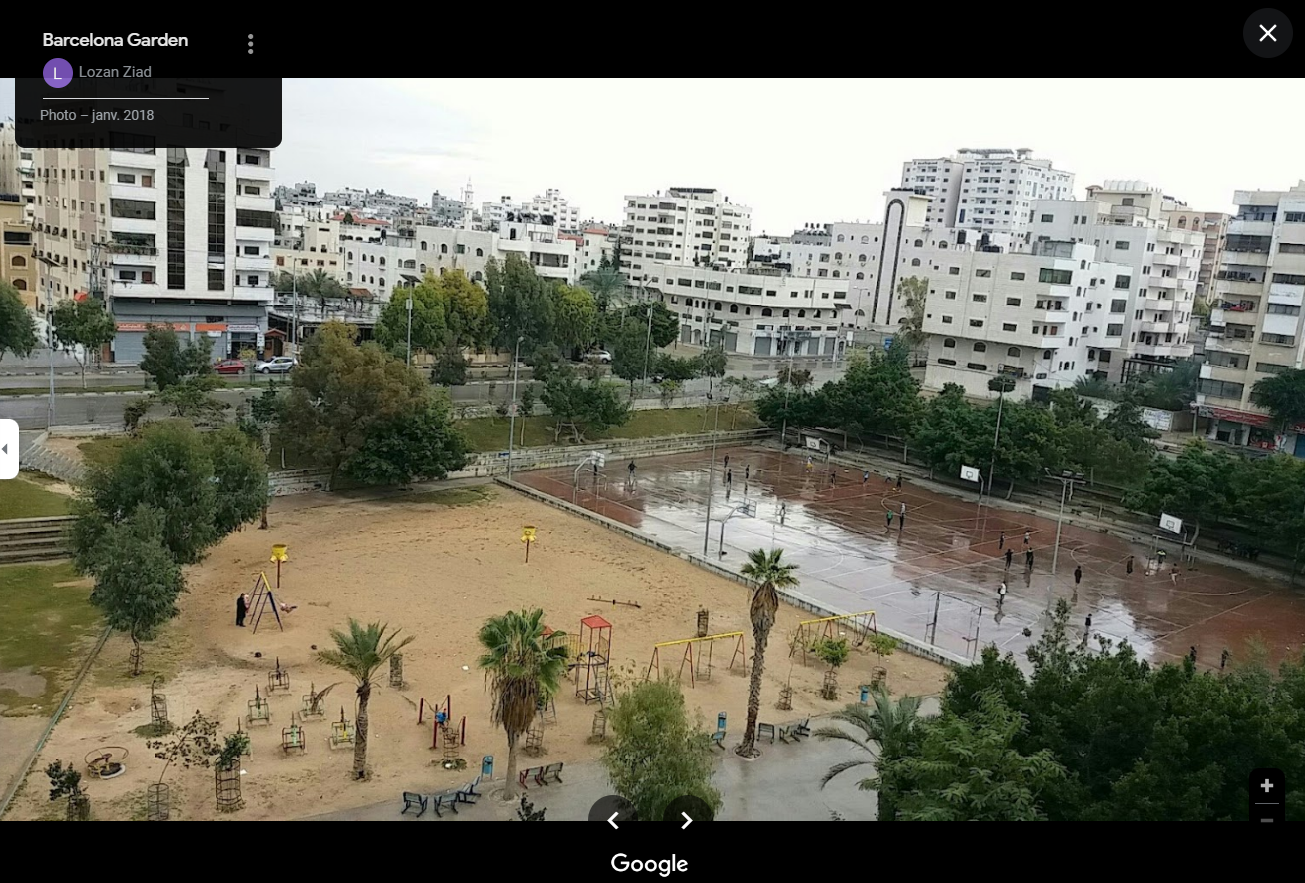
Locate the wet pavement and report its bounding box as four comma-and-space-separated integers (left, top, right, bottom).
517, 447, 1305, 670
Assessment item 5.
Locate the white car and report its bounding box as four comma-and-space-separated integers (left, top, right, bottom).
585, 350, 613, 364
255, 357, 297, 374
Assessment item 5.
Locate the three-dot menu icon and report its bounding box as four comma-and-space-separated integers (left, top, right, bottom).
1250, 768, 1285, 822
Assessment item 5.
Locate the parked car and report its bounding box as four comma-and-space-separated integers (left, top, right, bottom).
585, 350, 613, 364
214, 359, 247, 375
255, 357, 297, 374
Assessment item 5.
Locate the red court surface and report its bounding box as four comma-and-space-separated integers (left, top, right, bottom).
516, 446, 1305, 670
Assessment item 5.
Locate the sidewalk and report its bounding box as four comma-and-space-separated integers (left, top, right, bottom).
307, 703, 938, 822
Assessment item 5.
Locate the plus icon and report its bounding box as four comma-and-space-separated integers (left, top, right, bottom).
1262, 779, 1275, 793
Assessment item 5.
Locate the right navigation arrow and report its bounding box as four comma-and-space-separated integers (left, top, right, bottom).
680, 812, 692, 829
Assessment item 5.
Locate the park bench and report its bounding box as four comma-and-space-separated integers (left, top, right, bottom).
756, 722, 777, 744
537, 762, 564, 785
456, 775, 482, 804
779, 718, 812, 743
518, 765, 543, 789
431, 790, 460, 817
710, 728, 726, 750
401, 792, 428, 817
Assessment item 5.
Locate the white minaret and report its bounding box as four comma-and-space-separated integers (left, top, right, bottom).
461, 180, 476, 229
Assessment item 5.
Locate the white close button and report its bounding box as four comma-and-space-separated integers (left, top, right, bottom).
0, 419, 18, 479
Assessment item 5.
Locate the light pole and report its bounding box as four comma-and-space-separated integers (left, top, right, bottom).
702, 391, 730, 556
507, 335, 524, 479
1045, 470, 1087, 616
46, 289, 55, 430
779, 331, 796, 446
641, 305, 654, 390
985, 376, 1015, 502
405, 295, 413, 367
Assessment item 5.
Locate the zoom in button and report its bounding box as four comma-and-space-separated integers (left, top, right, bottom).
1244, 9, 1292, 58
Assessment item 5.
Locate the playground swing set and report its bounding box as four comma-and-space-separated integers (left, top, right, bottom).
789, 610, 878, 666
417, 694, 468, 762
645, 631, 747, 688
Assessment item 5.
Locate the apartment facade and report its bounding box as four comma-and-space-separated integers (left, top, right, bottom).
900, 148, 1074, 236
1, 197, 37, 309
1197, 183, 1305, 454
1025, 183, 1203, 382
529, 189, 580, 233
921, 241, 1130, 399
1161, 204, 1228, 303
32, 145, 278, 362
0, 123, 37, 225
620, 188, 752, 282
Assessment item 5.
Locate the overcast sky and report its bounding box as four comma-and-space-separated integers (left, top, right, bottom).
4, 78, 1302, 232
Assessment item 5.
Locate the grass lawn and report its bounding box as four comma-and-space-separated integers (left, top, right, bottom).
457, 405, 760, 452
77, 437, 128, 469
0, 477, 71, 520
0, 563, 102, 712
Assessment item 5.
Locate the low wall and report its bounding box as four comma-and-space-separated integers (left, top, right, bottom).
495, 477, 968, 670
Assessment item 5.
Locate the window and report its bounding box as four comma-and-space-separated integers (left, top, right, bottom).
440, 244, 449, 254
910, 258, 921, 267
1106, 323, 1123, 336
1010, 272, 1025, 281
938, 358, 957, 366
1197, 378, 1245, 399
855, 272, 865, 280
1267, 303, 1301, 315
1205, 351, 1245, 369
1285, 212, 1305, 223
969, 318, 984, 328
116, 173, 136, 184
858, 254, 867, 262
973, 342, 987, 353
942, 338, 956, 348
110, 199, 156, 220
1005, 297, 1021, 307
476, 248, 484, 257
1039, 268, 1072, 285
1002, 323, 1017, 332
1114, 240, 1130, 250
1278, 243, 1305, 254
1257, 362, 1290, 374
913, 239, 923, 247
945, 291, 957, 300
967, 363, 987, 372
1272, 273, 1305, 285
1040, 214, 1054, 222
942, 315, 954, 324
1114, 275, 1131, 289
1007, 347, 1021, 358
948, 266, 960, 275
1262, 333, 1297, 346
975, 269, 991, 278
1110, 299, 1127, 313
972, 294, 988, 303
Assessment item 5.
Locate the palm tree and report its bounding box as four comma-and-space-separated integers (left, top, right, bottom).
478, 609, 570, 799
317, 619, 414, 780
736, 548, 799, 758
815, 690, 923, 821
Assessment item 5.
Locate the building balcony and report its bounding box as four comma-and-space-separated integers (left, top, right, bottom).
1139, 320, 1177, 334
1133, 341, 1190, 358
1151, 252, 1180, 267
236, 194, 275, 213
1205, 333, 1252, 355
235, 253, 272, 271
234, 224, 275, 242
1269, 282, 1305, 305
109, 216, 157, 235
109, 148, 157, 167
1228, 218, 1275, 237
1214, 277, 1264, 299
1036, 309, 1071, 325
1222, 249, 1271, 267
1200, 363, 1250, 382
108, 279, 161, 298
109, 183, 155, 203
236, 163, 274, 184
1148, 274, 1179, 289
233, 284, 274, 303
1144, 296, 1178, 311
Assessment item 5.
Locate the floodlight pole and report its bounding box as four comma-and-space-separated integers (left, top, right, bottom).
1045, 470, 1086, 616
703, 393, 728, 556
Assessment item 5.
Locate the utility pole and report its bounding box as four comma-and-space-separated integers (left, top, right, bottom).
405, 296, 413, 367
702, 392, 729, 556
641, 305, 653, 389
779, 331, 796, 446
1045, 470, 1087, 616
507, 336, 524, 478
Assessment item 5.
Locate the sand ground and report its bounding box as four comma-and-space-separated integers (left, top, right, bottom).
3, 486, 945, 821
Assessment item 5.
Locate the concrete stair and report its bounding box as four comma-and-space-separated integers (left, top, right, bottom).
0, 516, 74, 564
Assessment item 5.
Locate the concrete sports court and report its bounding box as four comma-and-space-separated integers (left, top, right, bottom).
516, 446, 1305, 669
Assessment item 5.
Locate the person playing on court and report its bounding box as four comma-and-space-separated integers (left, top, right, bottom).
1023, 530, 1031, 547
999, 531, 1005, 550
1074, 565, 1083, 586
885, 509, 894, 529
863, 470, 870, 485
805, 457, 813, 473
1126, 554, 1135, 574
724, 454, 730, 471
628, 460, 636, 479
997, 581, 1007, 607
829, 470, 836, 486
726, 468, 733, 486
778, 501, 787, 524
745, 464, 751, 482
900, 501, 907, 521
896, 474, 903, 491
1005, 548, 1013, 570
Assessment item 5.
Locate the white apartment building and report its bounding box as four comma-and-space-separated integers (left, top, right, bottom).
641, 262, 849, 356
273, 215, 344, 281
575, 226, 619, 277
901, 148, 1074, 237
921, 241, 1130, 398
1024, 182, 1203, 382
529, 189, 580, 232
481, 196, 519, 229
341, 217, 576, 303
1160, 202, 1228, 303
430, 190, 466, 226
1197, 183, 1305, 455
32, 145, 277, 362
0, 122, 37, 224
621, 188, 752, 281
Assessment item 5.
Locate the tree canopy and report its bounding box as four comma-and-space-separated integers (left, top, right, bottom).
1251, 368, 1305, 433
50, 297, 116, 387
139, 325, 214, 391
0, 280, 38, 362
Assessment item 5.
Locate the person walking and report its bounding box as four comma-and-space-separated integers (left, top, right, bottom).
726, 468, 733, 487
997, 581, 1008, 608
1026, 549, 1034, 571
1005, 547, 1014, 571
863, 470, 870, 485
999, 531, 1006, 550
830, 470, 837, 486
899, 501, 907, 528
1084, 613, 1092, 632
236, 593, 249, 627
805, 457, 814, 474
896, 474, 903, 491
779, 501, 787, 525
1221, 648, 1230, 670
1170, 563, 1180, 585
1188, 645, 1198, 665
724, 454, 730, 472
1126, 554, 1135, 575
1074, 565, 1083, 586
627, 460, 637, 485
745, 464, 751, 482
1023, 530, 1031, 547
885, 509, 894, 529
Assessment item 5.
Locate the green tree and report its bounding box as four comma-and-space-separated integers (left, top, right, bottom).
139, 324, 213, 391
342, 395, 468, 485
430, 342, 468, 386
1251, 368, 1305, 435
825, 348, 920, 442
655, 354, 701, 382
280, 322, 436, 482
317, 619, 414, 780
983, 400, 1059, 495
776, 364, 813, 389
1138, 359, 1199, 412
551, 284, 599, 356
878, 693, 1067, 821
579, 260, 625, 310
539, 365, 630, 442
0, 280, 38, 363
485, 255, 555, 354
1238, 455, 1305, 581
89, 507, 186, 675
815, 690, 924, 821
736, 548, 799, 758
894, 276, 929, 348
153, 375, 229, 427
71, 420, 265, 569
477, 609, 569, 799
695, 346, 727, 388
440, 269, 490, 349
609, 320, 652, 396
1125, 441, 1242, 542
910, 384, 984, 478
50, 297, 116, 388
376, 273, 449, 358
603, 679, 723, 822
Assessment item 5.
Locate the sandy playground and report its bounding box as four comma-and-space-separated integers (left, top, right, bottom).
5, 485, 946, 821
